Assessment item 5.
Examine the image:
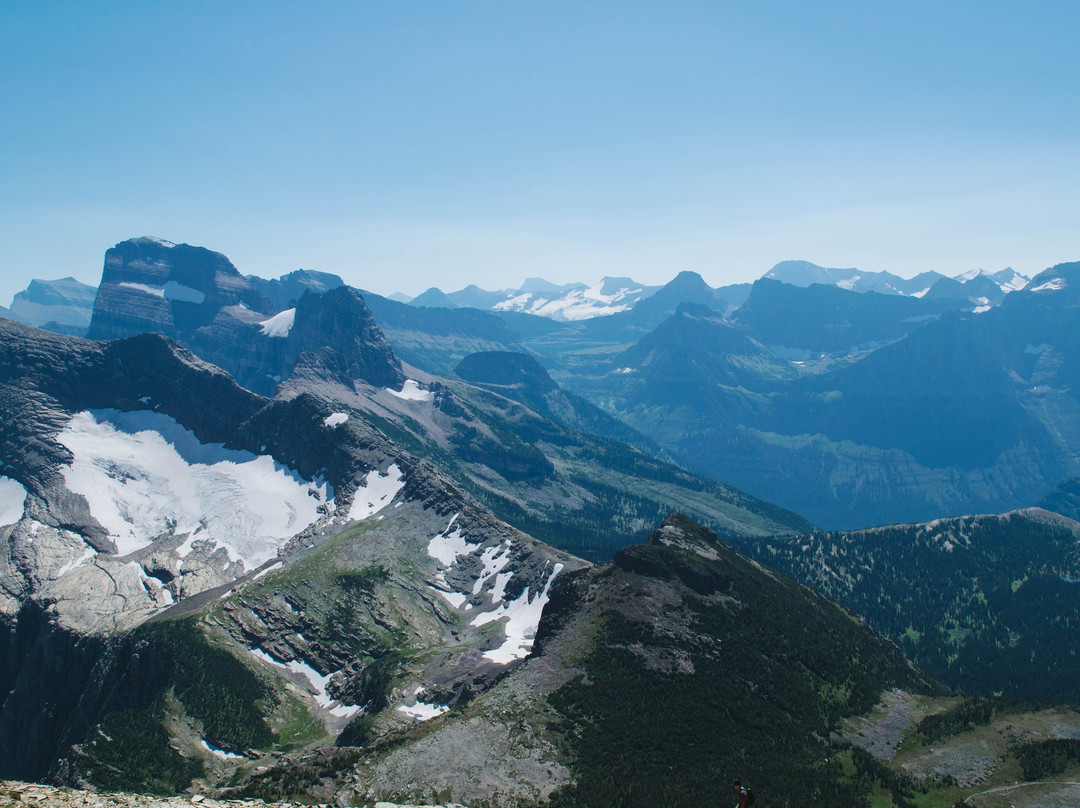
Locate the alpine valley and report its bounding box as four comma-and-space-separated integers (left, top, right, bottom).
5, 237, 1080, 808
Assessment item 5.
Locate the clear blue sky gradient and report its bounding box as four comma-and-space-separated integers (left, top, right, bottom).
2, 1, 1078, 303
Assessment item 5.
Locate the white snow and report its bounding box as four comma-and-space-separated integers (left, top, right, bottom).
471, 562, 564, 664
163, 281, 206, 304
57, 409, 330, 565
972, 305, 992, 314
200, 739, 245, 760
0, 476, 27, 525
388, 380, 433, 402
911, 287, 931, 298
324, 412, 349, 428
1000, 274, 1030, 292
118, 282, 165, 298
957, 268, 984, 282
424, 516, 561, 663
1031, 278, 1066, 293
426, 514, 479, 566
493, 282, 640, 321
430, 587, 468, 608
259, 308, 296, 337
836, 275, 862, 290
397, 700, 449, 721
145, 236, 176, 248
615, 367, 635, 374
489, 571, 513, 603
472, 542, 512, 595
1024, 344, 1051, 355
348, 464, 405, 521
249, 648, 360, 718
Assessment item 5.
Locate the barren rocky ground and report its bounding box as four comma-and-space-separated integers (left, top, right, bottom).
0, 781, 467, 808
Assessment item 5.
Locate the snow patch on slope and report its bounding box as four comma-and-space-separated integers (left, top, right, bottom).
260, 308, 296, 337
57, 409, 330, 565
425, 515, 564, 663
201, 739, 245, 760
348, 464, 405, 521
118, 282, 165, 298
324, 412, 349, 428
388, 379, 433, 402
1031, 278, 1066, 293
0, 476, 27, 525
427, 514, 477, 566
471, 562, 564, 664
398, 701, 449, 721
162, 281, 206, 304
249, 648, 360, 718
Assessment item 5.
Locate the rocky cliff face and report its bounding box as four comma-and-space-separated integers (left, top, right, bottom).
87, 237, 275, 341
246, 268, 344, 312
187, 285, 405, 396
86, 238, 404, 396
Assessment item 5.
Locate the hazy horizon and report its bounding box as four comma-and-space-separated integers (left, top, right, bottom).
2, 2, 1077, 305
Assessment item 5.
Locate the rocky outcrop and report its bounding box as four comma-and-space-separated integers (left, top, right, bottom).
87, 237, 274, 341
247, 268, 344, 311
186, 286, 405, 396
85, 238, 404, 397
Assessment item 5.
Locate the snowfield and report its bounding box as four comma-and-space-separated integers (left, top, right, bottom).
426, 514, 564, 663
323, 412, 349, 428
116, 280, 206, 304
388, 379, 433, 402
348, 464, 405, 521
470, 561, 564, 663
1031, 278, 1066, 293
57, 409, 331, 567
398, 687, 450, 721
493, 281, 642, 321
249, 648, 360, 718
0, 476, 27, 525
259, 308, 296, 337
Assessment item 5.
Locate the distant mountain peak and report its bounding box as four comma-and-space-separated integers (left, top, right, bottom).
518, 277, 584, 294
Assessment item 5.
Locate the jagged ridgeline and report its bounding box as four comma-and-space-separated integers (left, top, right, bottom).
70, 237, 810, 561
746, 509, 1080, 700
0, 312, 585, 790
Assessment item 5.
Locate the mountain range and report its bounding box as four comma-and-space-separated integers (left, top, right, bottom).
3, 236, 1080, 807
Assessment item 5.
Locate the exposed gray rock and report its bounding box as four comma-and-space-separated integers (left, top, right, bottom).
87, 237, 274, 341
247, 268, 344, 311
85, 238, 404, 396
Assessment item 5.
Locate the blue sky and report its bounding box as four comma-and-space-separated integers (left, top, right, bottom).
1, 1, 1078, 304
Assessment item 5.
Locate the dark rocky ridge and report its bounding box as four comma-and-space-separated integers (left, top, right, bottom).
246, 268, 344, 311
86, 238, 405, 396
87, 237, 275, 341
